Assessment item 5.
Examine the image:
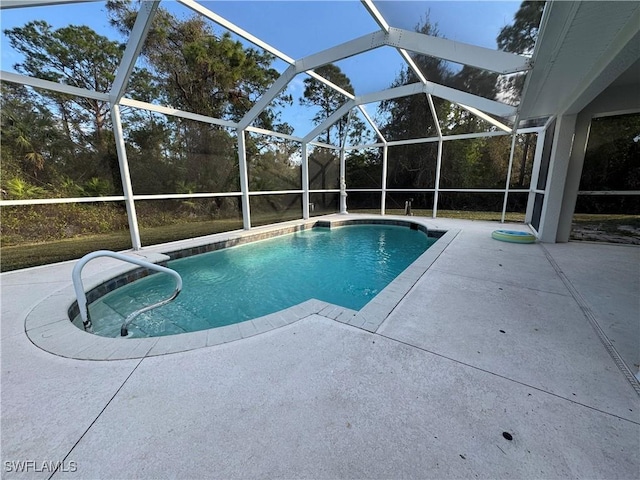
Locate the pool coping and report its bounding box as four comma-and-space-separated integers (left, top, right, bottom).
24, 216, 459, 360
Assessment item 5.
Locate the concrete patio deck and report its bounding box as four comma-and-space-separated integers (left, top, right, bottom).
1, 216, 638, 479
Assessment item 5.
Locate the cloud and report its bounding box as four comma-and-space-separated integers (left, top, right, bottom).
285, 75, 306, 99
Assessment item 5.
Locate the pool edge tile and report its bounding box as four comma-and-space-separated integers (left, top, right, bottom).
238, 320, 259, 339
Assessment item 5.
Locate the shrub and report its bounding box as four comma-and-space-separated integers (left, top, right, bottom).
3, 178, 46, 199
0, 203, 129, 246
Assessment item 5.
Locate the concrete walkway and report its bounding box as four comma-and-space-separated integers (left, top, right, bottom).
1, 217, 638, 479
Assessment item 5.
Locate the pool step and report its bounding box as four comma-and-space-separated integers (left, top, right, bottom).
85, 299, 215, 338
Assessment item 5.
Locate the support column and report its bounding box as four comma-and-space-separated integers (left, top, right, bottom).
339, 111, 352, 215
432, 138, 443, 218
302, 142, 310, 219
500, 133, 518, 223
339, 146, 348, 214
110, 103, 141, 250
556, 112, 592, 242
525, 131, 546, 224
538, 114, 577, 243
380, 143, 388, 215
237, 129, 251, 230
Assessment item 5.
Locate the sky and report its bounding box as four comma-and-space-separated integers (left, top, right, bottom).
0, 0, 521, 139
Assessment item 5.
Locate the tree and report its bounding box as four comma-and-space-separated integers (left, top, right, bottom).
5, 21, 119, 113
3, 21, 137, 192
108, 2, 290, 126
497, 1, 545, 55
376, 16, 453, 207
107, 1, 293, 215
374, 9, 543, 212
120, 111, 175, 195
497, 1, 545, 189
1, 83, 58, 185
298, 63, 369, 211
379, 17, 450, 141
497, 1, 545, 104
299, 64, 365, 145
575, 113, 640, 215
581, 114, 640, 191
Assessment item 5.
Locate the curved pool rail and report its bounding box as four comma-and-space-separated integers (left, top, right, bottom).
72, 250, 182, 334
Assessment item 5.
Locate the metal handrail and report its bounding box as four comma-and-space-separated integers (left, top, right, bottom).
72, 250, 182, 337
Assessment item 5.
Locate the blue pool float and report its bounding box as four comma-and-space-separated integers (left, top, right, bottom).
491, 229, 536, 244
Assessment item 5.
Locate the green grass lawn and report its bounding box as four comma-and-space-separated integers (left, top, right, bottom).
2, 210, 637, 272
359, 209, 526, 222
0, 211, 304, 272
1, 219, 242, 272
571, 213, 640, 232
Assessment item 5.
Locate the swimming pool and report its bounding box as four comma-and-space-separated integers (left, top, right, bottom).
76, 224, 436, 338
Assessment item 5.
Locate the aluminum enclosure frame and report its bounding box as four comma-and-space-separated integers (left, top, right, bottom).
1, 0, 552, 252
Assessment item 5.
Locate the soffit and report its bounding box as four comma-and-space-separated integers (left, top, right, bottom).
519, 1, 640, 121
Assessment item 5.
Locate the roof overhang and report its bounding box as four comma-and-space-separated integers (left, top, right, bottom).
518, 1, 640, 122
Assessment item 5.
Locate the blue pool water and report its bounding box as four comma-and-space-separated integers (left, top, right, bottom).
82, 225, 436, 338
